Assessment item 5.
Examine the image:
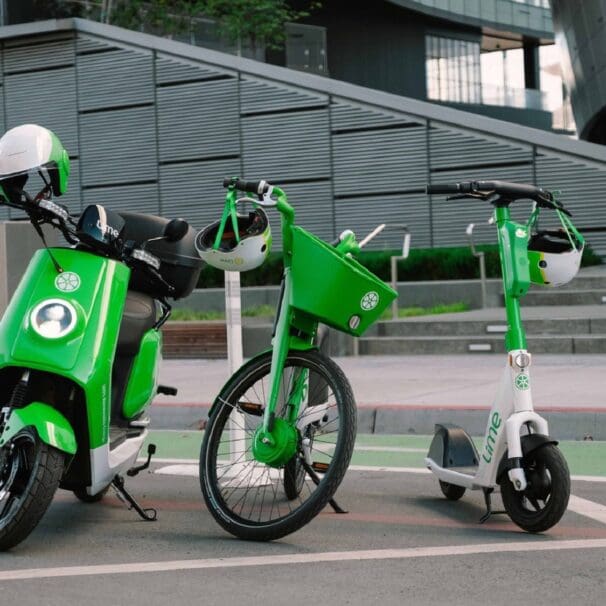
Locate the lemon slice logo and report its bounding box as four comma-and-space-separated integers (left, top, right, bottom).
55, 272, 81, 293
360, 291, 379, 311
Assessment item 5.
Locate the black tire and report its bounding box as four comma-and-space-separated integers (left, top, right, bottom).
0, 429, 64, 550
200, 349, 356, 541
500, 444, 570, 533
439, 480, 466, 501
73, 484, 110, 503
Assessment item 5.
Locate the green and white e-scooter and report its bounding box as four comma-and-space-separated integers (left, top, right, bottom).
425, 180, 584, 533
0, 124, 202, 550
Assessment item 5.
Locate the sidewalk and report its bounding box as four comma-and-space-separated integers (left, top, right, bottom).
154, 353, 606, 440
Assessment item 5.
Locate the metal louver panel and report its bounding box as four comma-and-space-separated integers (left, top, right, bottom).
79, 106, 158, 186
429, 124, 532, 169
3, 37, 74, 73
5, 69, 79, 153
83, 182, 159, 215
155, 53, 234, 84
159, 158, 241, 229
240, 77, 328, 114
77, 49, 154, 111
242, 109, 330, 181
0, 86, 4, 132
157, 79, 239, 162
76, 35, 119, 55
333, 126, 427, 196
331, 99, 418, 131
275, 180, 333, 245
335, 193, 432, 249
536, 151, 606, 256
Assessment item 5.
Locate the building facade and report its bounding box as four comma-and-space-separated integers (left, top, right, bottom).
0, 19, 604, 257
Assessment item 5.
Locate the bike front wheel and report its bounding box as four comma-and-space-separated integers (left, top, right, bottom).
200, 349, 356, 541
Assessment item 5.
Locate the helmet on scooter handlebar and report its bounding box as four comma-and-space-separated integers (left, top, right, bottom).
195, 207, 271, 272
527, 228, 584, 288
0, 124, 70, 203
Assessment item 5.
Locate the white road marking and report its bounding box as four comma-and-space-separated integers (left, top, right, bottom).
1, 539, 606, 581
567, 495, 606, 525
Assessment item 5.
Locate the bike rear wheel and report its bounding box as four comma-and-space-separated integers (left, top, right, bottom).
200, 349, 356, 541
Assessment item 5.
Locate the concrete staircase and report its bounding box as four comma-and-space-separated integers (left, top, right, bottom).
360, 268, 606, 354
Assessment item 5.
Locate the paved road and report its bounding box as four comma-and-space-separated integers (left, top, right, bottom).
1, 434, 605, 606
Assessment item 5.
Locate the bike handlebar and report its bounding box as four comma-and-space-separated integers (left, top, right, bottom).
427, 180, 551, 201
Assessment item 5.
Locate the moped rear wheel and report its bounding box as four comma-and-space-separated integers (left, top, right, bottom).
500, 444, 570, 533
0, 429, 64, 550
200, 349, 356, 541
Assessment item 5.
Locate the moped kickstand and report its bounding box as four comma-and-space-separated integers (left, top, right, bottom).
112, 444, 158, 521
479, 488, 506, 524
301, 460, 348, 514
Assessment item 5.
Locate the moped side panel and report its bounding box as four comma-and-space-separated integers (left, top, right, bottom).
122, 329, 161, 419
0, 248, 130, 449
0, 402, 77, 454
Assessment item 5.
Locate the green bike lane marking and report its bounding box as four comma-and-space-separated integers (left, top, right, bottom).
144, 430, 606, 478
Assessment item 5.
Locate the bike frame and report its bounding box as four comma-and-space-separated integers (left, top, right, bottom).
426, 204, 551, 492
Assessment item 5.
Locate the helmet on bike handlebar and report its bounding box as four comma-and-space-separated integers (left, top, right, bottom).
0, 124, 70, 202
527, 228, 584, 288
195, 207, 271, 272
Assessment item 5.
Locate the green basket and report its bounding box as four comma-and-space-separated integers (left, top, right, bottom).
290, 227, 397, 337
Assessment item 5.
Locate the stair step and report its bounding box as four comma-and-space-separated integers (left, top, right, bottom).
521, 289, 606, 306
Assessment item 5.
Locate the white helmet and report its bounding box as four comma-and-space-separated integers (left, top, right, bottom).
195, 208, 271, 272
527, 229, 584, 287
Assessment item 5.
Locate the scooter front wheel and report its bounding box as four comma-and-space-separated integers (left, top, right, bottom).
200, 349, 356, 541
0, 429, 64, 550
500, 444, 570, 533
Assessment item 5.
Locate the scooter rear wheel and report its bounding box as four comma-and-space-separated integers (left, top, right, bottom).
439, 480, 466, 501
500, 444, 570, 533
0, 429, 64, 550
200, 349, 356, 541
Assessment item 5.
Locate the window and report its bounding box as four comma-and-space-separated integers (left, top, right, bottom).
426, 35, 481, 104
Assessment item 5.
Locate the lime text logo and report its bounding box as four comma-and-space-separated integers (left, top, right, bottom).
481, 412, 502, 463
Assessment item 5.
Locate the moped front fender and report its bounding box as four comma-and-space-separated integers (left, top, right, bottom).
0, 402, 77, 455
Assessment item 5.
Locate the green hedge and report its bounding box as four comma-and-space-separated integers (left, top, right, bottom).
196, 244, 602, 288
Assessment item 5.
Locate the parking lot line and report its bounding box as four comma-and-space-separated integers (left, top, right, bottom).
568, 495, 606, 525
1, 539, 606, 582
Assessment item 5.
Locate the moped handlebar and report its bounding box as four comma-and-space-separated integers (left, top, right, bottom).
223, 177, 271, 196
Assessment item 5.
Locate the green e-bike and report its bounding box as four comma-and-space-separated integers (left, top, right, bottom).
0, 124, 202, 549
197, 178, 397, 541
425, 180, 583, 532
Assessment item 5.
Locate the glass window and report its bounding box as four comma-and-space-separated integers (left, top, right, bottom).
426, 35, 481, 104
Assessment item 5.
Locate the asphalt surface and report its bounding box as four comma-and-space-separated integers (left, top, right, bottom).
0, 454, 605, 606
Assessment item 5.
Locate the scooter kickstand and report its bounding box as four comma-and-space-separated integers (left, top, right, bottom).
301, 460, 348, 514
112, 475, 157, 521
479, 488, 506, 524
127, 444, 156, 477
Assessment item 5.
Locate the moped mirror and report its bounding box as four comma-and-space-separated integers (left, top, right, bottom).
164, 218, 189, 242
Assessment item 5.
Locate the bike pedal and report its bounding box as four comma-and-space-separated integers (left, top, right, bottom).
157, 385, 178, 396
238, 401, 263, 416
311, 462, 330, 473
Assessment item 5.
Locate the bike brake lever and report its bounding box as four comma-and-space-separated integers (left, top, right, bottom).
446, 192, 493, 201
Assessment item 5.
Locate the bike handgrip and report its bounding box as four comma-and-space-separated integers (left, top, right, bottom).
426, 183, 464, 195
474, 180, 548, 199
223, 177, 270, 195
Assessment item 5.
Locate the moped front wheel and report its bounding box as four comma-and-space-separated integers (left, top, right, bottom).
500, 444, 570, 533
200, 349, 356, 541
0, 429, 64, 550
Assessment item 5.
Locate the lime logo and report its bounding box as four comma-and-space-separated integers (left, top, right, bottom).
515, 228, 527, 238
515, 373, 530, 390
481, 412, 502, 463
360, 291, 379, 311
55, 272, 80, 292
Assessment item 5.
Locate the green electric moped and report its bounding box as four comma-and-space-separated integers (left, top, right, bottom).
0, 124, 202, 549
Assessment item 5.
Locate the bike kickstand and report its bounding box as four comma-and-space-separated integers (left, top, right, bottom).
112, 475, 157, 521
301, 460, 348, 514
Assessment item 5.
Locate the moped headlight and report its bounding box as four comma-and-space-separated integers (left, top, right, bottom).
30, 299, 77, 339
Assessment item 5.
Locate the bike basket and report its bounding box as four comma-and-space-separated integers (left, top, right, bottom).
290, 227, 397, 337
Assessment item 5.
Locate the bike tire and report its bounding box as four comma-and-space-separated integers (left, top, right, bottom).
0, 429, 65, 550
500, 443, 570, 533
439, 480, 466, 501
200, 349, 356, 541
73, 484, 110, 503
